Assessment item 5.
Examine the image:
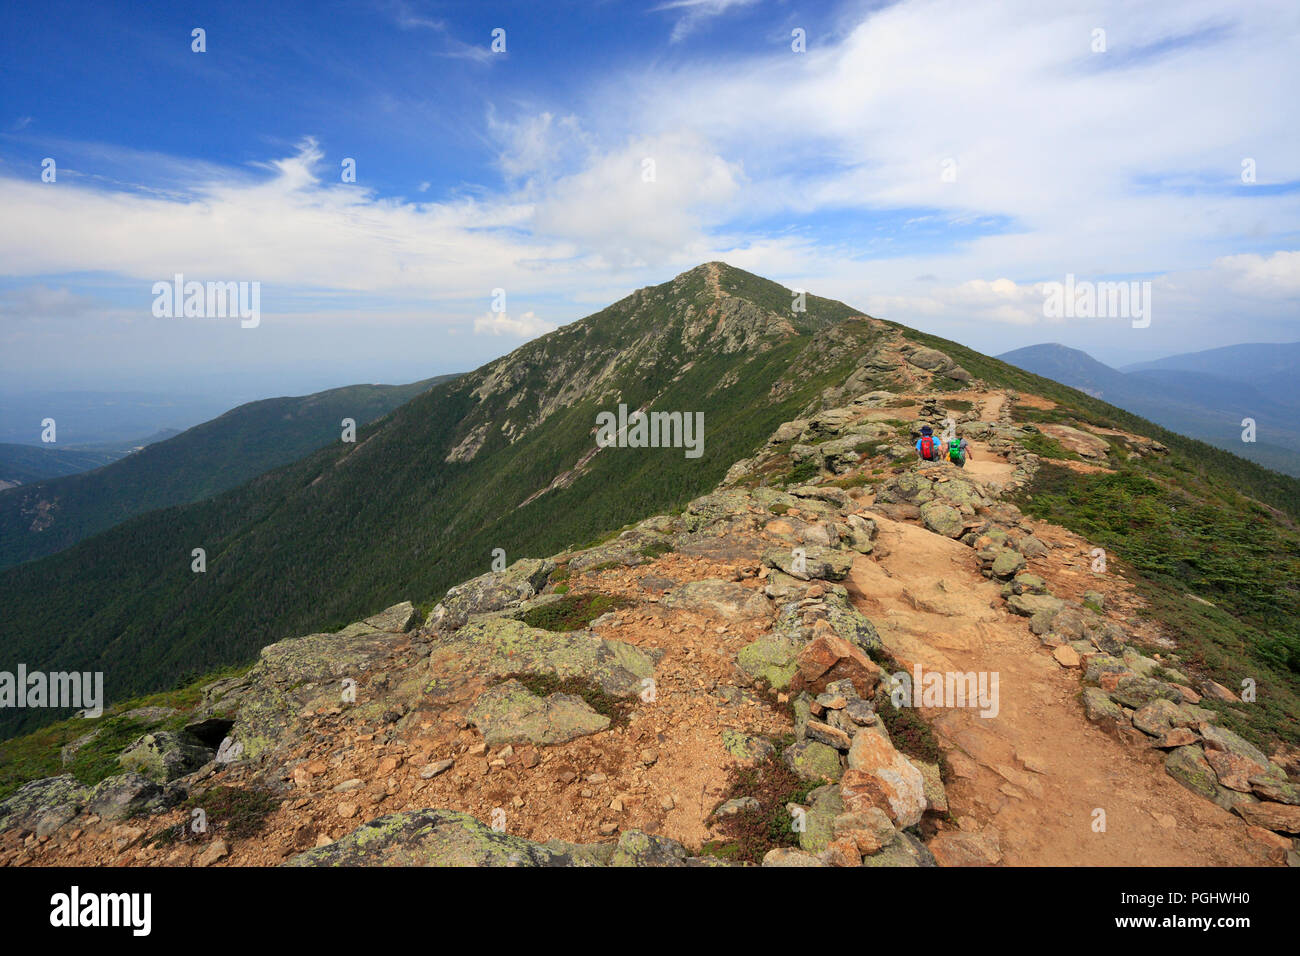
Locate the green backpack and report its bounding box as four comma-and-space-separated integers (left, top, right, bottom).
948, 440, 964, 463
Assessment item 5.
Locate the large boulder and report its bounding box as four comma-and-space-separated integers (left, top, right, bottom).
843, 730, 927, 828
119, 731, 214, 783
661, 579, 770, 620
0, 775, 90, 837
285, 809, 610, 866
920, 501, 965, 539
762, 546, 853, 581
85, 773, 162, 821
426, 618, 662, 705
466, 680, 610, 746
225, 611, 413, 761
426, 560, 554, 631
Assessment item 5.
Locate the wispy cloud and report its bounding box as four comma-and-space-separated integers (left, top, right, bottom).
652, 0, 762, 42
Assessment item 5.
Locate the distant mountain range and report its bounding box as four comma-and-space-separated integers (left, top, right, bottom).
998, 342, 1300, 477
0, 378, 452, 571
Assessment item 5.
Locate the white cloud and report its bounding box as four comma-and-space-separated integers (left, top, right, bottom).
653, 0, 761, 42
472, 310, 556, 338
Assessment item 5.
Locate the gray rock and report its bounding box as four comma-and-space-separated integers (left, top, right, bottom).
85, 773, 161, 821
0, 775, 90, 837
467, 680, 610, 746
285, 809, 609, 866
119, 731, 214, 783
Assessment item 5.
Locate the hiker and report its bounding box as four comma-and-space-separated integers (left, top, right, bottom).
945, 432, 973, 468
915, 425, 942, 463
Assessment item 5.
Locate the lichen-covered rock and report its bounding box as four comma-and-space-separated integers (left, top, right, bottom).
842, 514, 877, 553
466, 680, 610, 746
85, 772, 161, 821
661, 579, 770, 620
762, 546, 854, 581
920, 501, 964, 538
1165, 746, 1258, 812
119, 731, 214, 783
284, 809, 610, 866
762, 847, 827, 867
1109, 676, 1183, 709
861, 831, 937, 867
682, 490, 759, 534
1233, 801, 1300, 834
820, 589, 883, 652
721, 730, 775, 763
608, 829, 688, 867
0, 775, 90, 837
782, 740, 843, 783
1006, 593, 1065, 619
990, 549, 1027, 579
427, 617, 661, 704
798, 784, 844, 853
736, 635, 801, 689
226, 616, 410, 761
427, 560, 555, 631
1081, 687, 1125, 726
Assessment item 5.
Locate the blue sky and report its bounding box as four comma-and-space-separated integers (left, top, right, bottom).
1, 0, 1298, 404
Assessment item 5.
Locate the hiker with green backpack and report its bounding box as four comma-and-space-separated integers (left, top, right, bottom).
944, 432, 972, 468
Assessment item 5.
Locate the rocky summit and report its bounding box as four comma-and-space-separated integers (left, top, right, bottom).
1, 266, 1297, 869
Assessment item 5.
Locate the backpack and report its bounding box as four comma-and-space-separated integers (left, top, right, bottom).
920, 435, 937, 460
948, 440, 964, 463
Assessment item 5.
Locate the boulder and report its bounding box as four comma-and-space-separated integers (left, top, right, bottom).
843, 731, 927, 828
285, 809, 609, 866
782, 740, 843, 783
661, 579, 770, 620
762, 546, 854, 582
919, 501, 965, 538
119, 731, 214, 783
0, 775, 90, 838
466, 680, 610, 746
609, 830, 689, 867
736, 636, 801, 689
85, 773, 162, 822
427, 560, 555, 631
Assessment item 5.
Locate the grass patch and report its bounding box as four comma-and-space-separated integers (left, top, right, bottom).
783, 460, 821, 486
639, 539, 675, 560
1014, 461, 1300, 749
1019, 431, 1081, 461
186, 785, 281, 839
517, 591, 631, 631
709, 750, 822, 865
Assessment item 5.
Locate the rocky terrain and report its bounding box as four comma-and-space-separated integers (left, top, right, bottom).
2, 319, 1297, 868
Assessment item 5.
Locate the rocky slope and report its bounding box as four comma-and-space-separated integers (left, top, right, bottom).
2, 316, 1296, 867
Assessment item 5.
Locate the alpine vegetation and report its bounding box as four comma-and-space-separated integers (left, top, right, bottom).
595, 404, 705, 458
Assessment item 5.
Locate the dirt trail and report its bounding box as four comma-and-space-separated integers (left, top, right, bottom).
845, 416, 1271, 866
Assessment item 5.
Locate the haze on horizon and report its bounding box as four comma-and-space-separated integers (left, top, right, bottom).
1, 0, 1298, 405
